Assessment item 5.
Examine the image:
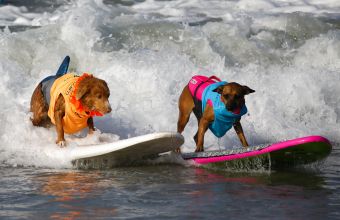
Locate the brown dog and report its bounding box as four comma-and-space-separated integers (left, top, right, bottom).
30, 59, 111, 147
177, 75, 254, 152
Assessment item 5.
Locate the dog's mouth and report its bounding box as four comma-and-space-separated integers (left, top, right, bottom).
92, 106, 112, 114
231, 107, 241, 114
83, 106, 104, 116
226, 104, 241, 114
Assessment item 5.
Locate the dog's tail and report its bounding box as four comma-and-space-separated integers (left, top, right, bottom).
56, 56, 70, 77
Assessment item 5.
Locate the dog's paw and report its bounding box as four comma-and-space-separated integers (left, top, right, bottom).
56, 140, 67, 147
88, 128, 95, 135
174, 147, 181, 154
195, 146, 204, 152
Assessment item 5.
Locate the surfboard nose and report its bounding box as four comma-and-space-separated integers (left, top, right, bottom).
172, 133, 184, 147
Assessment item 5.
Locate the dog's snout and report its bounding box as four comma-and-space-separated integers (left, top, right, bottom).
226, 101, 237, 111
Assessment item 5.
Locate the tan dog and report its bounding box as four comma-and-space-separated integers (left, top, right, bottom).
177, 75, 254, 152
30, 58, 111, 146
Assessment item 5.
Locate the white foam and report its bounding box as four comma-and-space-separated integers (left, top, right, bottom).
0, 0, 339, 168
0, 4, 63, 26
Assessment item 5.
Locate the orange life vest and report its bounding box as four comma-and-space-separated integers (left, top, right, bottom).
48, 73, 92, 134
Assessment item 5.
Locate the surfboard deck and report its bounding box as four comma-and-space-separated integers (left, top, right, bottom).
182, 136, 332, 169
71, 132, 184, 168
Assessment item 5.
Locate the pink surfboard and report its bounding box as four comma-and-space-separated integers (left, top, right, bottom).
182, 136, 332, 168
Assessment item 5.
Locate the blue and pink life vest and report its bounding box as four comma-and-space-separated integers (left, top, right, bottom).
188, 75, 247, 138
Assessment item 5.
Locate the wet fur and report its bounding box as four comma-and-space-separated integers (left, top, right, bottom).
177, 82, 255, 152
30, 75, 111, 147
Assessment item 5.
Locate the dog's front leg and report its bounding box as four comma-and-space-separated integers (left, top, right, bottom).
54, 94, 66, 147
54, 109, 66, 147
233, 120, 249, 147
87, 117, 95, 134
195, 106, 214, 152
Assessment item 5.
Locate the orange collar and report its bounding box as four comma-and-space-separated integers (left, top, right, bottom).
69, 73, 104, 117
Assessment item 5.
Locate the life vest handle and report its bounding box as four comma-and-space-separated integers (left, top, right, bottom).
208, 75, 221, 82
193, 75, 222, 98
56, 56, 70, 77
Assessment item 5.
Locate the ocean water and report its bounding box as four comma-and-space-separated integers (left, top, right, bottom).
0, 0, 340, 219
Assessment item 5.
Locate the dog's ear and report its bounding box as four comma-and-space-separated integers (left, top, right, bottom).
99, 79, 110, 96
242, 85, 255, 95
76, 85, 90, 100
213, 85, 224, 94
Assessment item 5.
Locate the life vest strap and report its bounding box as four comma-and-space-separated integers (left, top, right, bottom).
192, 75, 221, 119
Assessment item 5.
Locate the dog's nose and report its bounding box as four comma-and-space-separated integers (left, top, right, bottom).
226, 103, 236, 111
107, 103, 112, 113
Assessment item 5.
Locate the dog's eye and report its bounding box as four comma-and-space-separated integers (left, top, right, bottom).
224, 94, 229, 99
97, 94, 102, 99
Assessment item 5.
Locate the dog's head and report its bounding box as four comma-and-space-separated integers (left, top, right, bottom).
213, 82, 255, 112
76, 77, 112, 115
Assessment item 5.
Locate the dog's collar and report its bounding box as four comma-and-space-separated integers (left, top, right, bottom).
69, 73, 104, 117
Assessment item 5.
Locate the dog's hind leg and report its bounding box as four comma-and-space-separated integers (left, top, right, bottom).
177, 86, 194, 133
30, 83, 50, 127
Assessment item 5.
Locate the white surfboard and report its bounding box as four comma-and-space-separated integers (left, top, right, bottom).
70, 132, 184, 168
